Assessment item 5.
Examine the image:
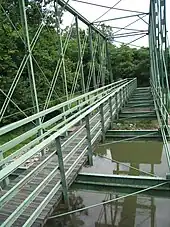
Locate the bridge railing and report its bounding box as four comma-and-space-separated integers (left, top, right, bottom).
0, 78, 136, 226
0, 78, 136, 183
150, 80, 170, 172
0, 79, 129, 169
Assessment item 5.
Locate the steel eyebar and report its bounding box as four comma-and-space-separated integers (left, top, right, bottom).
58, 0, 105, 38
86, 35, 99, 91
0, 4, 25, 43
0, 79, 127, 136
43, 19, 75, 112
71, 34, 88, 97
0, 11, 48, 122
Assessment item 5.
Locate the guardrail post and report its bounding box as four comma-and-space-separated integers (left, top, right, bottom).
62, 106, 68, 136
125, 85, 128, 102
100, 103, 105, 143
0, 151, 9, 188
55, 137, 69, 205
115, 92, 119, 119
126, 84, 129, 99
109, 97, 113, 129
121, 88, 123, 107
123, 87, 126, 107
78, 100, 83, 125
85, 114, 93, 166
118, 89, 122, 109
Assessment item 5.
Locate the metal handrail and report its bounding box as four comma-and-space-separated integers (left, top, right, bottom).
0, 78, 136, 182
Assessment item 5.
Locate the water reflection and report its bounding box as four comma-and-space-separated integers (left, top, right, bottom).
45, 141, 170, 227
45, 190, 170, 227
83, 141, 168, 177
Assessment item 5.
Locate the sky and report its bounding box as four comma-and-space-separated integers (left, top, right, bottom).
62, 0, 170, 48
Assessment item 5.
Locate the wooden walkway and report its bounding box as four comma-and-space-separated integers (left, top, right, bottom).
0, 102, 111, 226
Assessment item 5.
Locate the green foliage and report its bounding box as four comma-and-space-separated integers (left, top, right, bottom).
0, 2, 150, 126
109, 44, 150, 86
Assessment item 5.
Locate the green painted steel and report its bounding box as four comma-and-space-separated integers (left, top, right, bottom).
71, 182, 170, 198
0, 0, 169, 225
55, 137, 69, 205
106, 130, 161, 139
149, 0, 170, 171
85, 114, 93, 166
0, 79, 127, 137
75, 16, 85, 94
76, 173, 169, 189
0, 79, 136, 183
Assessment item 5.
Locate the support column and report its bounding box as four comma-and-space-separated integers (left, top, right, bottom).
115, 92, 119, 120
0, 151, 9, 188
89, 25, 96, 89
19, 0, 43, 155
19, 0, 35, 114
75, 16, 85, 94
55, 0, 69, 102
106, 39, 113, 83
55, 137, 69, 205
109, 97, 113, 129
100, 103, 105, 143
123, 86, 126, 107
19, 0, 41, 124
85, 114, 93, 166
119, 89, 122, 108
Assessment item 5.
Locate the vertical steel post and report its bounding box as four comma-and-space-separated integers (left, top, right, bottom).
85, 115, 93, 166
120, 88, 123, 108
55, 0, 69, 102
100, 37, 105, 87
55, 137, 69, 205
109, 97, 113, 129
97, 35, 102, 87
125, 85, 128, 102
19, 0, 43, 155
0, 151, 9, 188
115, 92, 119, 119
106, 39, 113, 83
89, 25, 97, 89
19, 0, 42, 125
100, 103, 105, 143
75, 16, 85, 94
123, 87, 125, 107
19, 0, 36, 114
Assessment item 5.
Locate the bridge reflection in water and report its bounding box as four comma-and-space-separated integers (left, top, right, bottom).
46, 140, 169, 227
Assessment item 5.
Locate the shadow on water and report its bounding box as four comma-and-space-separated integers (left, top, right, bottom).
45, 140, 170, 227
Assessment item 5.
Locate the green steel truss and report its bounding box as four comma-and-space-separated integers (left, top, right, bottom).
0, 0, 170, 225
149, 0, 170, 170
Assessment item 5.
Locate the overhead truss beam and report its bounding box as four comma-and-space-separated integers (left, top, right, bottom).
71, 0, 148, 15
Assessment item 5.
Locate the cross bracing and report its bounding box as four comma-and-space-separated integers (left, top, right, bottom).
0, 0, 170, 226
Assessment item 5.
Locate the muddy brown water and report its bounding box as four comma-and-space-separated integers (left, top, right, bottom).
45, 141, 170, 227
